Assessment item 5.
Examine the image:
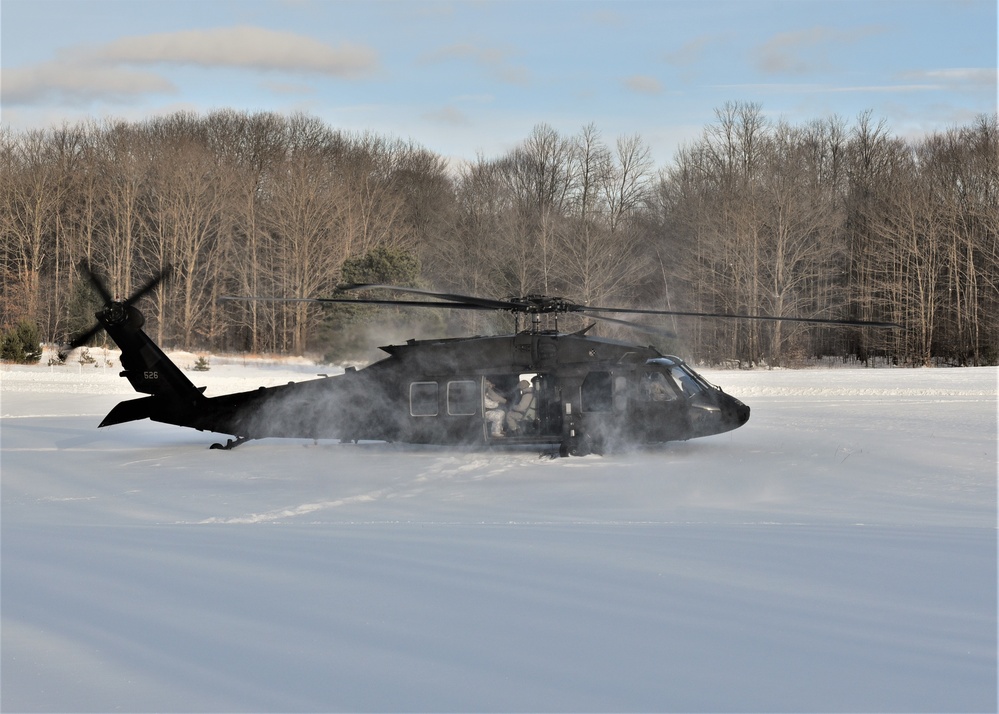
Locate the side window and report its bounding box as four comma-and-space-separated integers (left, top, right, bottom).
410, 381, 439, 416
447, 380, 478, 416
581, 371, 613, 412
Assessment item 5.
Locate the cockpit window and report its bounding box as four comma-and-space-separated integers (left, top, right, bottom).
669, 366, 704, 396
641, 372, 677, 401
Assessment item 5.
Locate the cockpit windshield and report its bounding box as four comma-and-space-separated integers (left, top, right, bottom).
669, 365, 703, 396
648, 358, 711, 397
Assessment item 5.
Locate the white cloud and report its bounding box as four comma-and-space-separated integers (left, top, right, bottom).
754, 26, 884, 75
422, 106, 471, 126
900, 68, 997, 88
419, 42, 529, 86
421, 43, 509, 66
89, 26, 379, 77
2, 63, 175, 106
261, 80, 318, 96
623, 75, 663, 95
664, 34, 730, 67
2, 25, 378, 108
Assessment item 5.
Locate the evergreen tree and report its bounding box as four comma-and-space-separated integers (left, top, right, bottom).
64, 277, 106, 346
319, 247, 441, 362
1, 319, 43, 363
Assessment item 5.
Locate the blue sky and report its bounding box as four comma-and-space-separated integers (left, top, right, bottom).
2, 0, 995, 166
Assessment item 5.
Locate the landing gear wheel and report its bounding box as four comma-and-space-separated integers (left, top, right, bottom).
568, 433, 601, 457
560, 434, 592, 457
210, 436, 251, 450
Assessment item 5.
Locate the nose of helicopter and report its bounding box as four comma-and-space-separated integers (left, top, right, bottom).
725, 395, 750, 428
688, 391, 750, 437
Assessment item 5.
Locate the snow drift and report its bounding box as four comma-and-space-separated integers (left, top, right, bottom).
2, 358, 996, 712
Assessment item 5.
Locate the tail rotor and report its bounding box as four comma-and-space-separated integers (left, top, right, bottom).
66, 262, 172, 350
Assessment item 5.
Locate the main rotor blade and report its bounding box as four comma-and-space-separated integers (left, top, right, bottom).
217, 295, 498, 310
338, 284, 520, 311
579, 305, 900, 329
220, 285, 900, 330
581, 312, 678, 339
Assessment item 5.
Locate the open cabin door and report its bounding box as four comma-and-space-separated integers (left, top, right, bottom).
481, 373, 561, 440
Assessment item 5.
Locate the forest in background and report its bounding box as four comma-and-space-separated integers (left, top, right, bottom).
2, 103, 996, 366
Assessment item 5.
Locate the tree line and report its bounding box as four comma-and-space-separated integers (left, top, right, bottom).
2, 104, 996, 366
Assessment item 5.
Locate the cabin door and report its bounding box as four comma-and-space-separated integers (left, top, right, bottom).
482, 373, 561, 440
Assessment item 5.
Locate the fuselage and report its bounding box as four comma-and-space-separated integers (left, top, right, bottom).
176, 332, 750, 454
93, 302, 749, 454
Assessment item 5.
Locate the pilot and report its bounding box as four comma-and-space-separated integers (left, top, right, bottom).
483, 378, 508, 437
645, 373, 674, 401
505, 380, 536, 434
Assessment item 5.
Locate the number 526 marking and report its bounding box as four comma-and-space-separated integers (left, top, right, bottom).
143, 371, 159, 380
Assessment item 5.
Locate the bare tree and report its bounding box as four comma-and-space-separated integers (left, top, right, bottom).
573, 123, 612, 223
207, 110, 290, 353
261, 137, 343, 353
604, 133, 654, 234
0, 129, 74, 325
1, 108, 995, 366
144, 128, 233, 349
755, 121, 842, 363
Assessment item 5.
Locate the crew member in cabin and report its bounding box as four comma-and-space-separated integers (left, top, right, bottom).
506, 379, 536, 435
483, 378, 508, 437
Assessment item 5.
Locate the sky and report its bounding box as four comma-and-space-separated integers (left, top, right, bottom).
1, 0, 996, 167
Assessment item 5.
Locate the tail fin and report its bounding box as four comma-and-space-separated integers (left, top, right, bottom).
116, 328, 201, 398
102, 321, 207, 427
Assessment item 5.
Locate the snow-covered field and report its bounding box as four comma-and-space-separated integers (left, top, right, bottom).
2, 355, 996, 712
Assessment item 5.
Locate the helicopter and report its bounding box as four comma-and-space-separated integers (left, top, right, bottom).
66, 263, 897, 456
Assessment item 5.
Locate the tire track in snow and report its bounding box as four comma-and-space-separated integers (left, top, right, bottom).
194, 488, 393, 524
188, 451, 561, 525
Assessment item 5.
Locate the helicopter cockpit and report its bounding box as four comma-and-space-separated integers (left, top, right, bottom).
645, 358, 704, 396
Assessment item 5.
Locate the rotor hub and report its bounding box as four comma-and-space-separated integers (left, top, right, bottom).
101, 302, 128, 326
510, 295, 579, 314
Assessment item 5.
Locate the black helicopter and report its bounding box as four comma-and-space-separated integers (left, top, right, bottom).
67, 263, 895, 456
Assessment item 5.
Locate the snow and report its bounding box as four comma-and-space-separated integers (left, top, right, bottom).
2, 355, 996, 712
